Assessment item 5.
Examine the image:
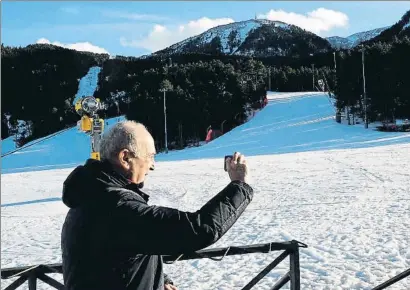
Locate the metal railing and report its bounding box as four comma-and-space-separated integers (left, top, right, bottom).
2, 240, 408, 290
371, 268, 410, 290
1, 240, 307, 290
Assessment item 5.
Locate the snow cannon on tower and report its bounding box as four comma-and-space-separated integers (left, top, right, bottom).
75, 96, 105, 160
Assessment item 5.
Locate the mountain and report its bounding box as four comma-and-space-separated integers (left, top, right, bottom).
361, 10, 410, 45
153, 19, 332, 58
152, 10, 410, 56
326, 27, 390, 49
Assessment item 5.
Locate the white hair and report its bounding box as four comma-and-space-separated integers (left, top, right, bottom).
100, 120, 152, 162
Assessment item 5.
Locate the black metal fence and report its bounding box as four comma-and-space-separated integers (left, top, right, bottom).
3, 240, 407, 290
1, 240, 307, 290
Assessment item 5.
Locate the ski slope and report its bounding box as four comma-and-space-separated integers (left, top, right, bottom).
1, 66, 102, 157
1, 92, 410, 289
72, 66, 101, 105
165, 92, 409, 161
2, 92, 409, 174
1, 116, 126, 174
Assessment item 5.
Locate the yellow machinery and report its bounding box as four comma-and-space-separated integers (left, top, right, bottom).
75, 96, 105, 160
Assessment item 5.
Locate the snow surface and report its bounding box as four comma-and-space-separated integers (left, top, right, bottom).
72, 66, 101, 105
1, 116, 126, 174
1, 136, 18, 154
162, 92, 409, 161
3, 92, 409, 174
1, 92, 410, 289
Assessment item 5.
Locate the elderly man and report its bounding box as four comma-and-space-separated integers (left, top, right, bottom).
61, 120, 253, 290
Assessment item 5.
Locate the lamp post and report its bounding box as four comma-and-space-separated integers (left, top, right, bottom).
162, 88, 168, 153
333, 51, 338, 100
161, 58, 172, 153
312, 63, 315, 91
361, 47, 368, 129
309, 53, 315, 91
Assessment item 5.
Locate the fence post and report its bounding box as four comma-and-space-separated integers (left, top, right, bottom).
28, 274, 37, 290
289, 242, 301, 290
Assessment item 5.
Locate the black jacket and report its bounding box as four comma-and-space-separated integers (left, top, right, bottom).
61, 159, 253, 290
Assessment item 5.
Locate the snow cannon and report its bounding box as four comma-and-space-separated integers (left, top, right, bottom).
74, 96, 105, 161
75, 96, 102, 117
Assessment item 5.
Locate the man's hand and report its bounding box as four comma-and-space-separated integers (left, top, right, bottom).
225, 152, 248, 183
165, 284, 178, 290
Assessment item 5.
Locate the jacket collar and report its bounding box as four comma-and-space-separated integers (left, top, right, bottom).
125, 182, 150, 203
100, 159, 151, 203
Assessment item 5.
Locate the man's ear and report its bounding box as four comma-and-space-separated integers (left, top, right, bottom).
118, 149, 131, 167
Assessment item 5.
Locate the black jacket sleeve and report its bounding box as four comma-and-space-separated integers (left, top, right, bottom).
115, 180, 253, 255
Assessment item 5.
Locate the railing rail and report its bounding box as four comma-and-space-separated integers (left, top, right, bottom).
1, 240, 307, 290
371, 268, 410, 290
2, 240, 408, 290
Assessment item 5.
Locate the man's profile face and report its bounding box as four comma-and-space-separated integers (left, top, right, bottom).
129, 136, 156, 184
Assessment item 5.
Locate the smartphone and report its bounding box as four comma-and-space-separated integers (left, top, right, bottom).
224, 155, 233, 171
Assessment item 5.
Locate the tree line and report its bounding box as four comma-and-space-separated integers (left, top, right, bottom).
1, 43, 109, 143
1, 35, 409, 149
334, 37, 410, 122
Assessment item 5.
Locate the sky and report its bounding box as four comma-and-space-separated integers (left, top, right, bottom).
2, 1, 410, 57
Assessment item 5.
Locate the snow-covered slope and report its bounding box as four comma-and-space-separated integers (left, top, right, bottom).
327, 10, 410, 49
399, 10, 410, 31
1, 66, 103, 156
162, 19, 285, 55
2, 92, 410, 290
154, 19, 331, 57
404, 17, 410, 30
72, 66, 101, 105
327, 26, 390, 49
164, 92, 410, 161
1, 116, 126, 174
2, 92, 409, 174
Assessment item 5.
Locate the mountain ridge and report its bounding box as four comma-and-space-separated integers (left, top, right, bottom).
152, 18, 331, 58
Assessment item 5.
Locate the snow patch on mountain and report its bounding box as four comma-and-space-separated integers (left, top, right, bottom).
327, 26, 390, 49
156, 19, 291, 55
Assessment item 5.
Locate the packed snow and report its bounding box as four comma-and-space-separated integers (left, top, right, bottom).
72, 66, 101, 105
3, 92, 409, 173
1, 92, 409, 289
1, 116, 126, 174
163, 92, 409, 161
